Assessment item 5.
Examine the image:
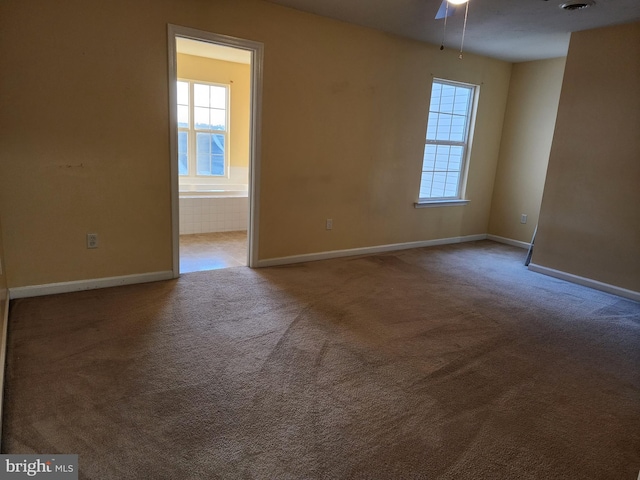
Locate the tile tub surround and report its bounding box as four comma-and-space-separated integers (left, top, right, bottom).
179, 195, 249, 235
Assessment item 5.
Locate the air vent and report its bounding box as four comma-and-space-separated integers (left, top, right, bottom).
560, 0, 595, 10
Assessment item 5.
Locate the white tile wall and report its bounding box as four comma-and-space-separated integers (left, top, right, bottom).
179, 196, 249, 234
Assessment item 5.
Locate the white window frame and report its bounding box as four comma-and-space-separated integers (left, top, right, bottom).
177, 78, 230, 180
416, 78, 477, 207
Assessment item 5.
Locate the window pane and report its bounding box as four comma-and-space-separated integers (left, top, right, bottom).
448, 146, 463, 171
426, 112, 438, 140
194, 107, 211, 130
430, 83, 442, 110
177, 81, 189, 105
210, 109, 226, 130
439, 85, 456, 114
444, 172, 460, 197
178, 131, 188, 175
178, 105, 189, 128
431, 172, 447, 197
450, 115, 466, 142
453, 91, 470, 114
434, 172, 447, 195
211, 134, 224, 155
197, 153, 210, 175
210, 134, 225, 175
194, 83, 210, 107
196, 133, 225, 176
196, 132, 211, 175
420, 172, 434, 198
434, 146, 451, 170
435, 113, 453, 141
423, 145, 436, 171
210, 154, 224, 175
196, 132, 211, 154
210, 86, 226, 109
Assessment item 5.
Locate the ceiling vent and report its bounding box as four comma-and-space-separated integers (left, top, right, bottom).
559, 0, 595, 10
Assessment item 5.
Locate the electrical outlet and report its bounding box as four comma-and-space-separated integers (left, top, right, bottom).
520, 214, 527, 224
87, 233, 98, 249
326, 219, 333, 230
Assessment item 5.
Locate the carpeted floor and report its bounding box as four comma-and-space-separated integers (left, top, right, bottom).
2, 241, 639, 479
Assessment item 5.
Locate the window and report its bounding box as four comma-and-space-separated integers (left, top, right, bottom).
418, 79, 476, 202
177, 80, 229, 177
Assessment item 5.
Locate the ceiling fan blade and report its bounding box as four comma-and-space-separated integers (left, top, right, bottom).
435, 0, 457, 20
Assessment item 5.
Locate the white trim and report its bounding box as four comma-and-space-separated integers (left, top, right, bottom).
247, 40, 264, 269
487, 234, 531, 249
257, 234, 487, 267
168, 26, 180, 278
528, 263, 640, 303
8, 271, 174, 299
168, 25, 264, 273
415, 199, 470, 208
0, 288, 9, 445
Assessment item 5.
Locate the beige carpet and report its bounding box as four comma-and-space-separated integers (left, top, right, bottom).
3, 241, 639, 479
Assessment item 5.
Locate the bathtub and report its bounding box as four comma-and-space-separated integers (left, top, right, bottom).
179, 184, 248, 198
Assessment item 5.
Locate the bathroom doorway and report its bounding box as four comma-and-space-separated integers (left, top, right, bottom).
168, 26, 263, 276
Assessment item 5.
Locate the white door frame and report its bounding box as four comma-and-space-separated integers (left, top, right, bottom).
167, 24, 264, 276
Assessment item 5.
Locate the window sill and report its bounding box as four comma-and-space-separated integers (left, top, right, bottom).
414, 199, 470, 208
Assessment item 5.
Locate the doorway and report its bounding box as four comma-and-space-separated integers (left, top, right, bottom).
167, 25, 263, 276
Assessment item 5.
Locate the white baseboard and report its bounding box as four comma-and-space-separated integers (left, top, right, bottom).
257, 234, 488, 268
528, 263, 640, 303
8, 271, 174, 299
486, 234, 531, 250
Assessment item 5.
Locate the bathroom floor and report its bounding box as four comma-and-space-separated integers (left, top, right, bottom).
179, 231, 248, 273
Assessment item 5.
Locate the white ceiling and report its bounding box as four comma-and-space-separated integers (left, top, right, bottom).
263, 0, 640, 62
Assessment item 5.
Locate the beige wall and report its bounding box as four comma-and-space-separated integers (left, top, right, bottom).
177, 53, 250, 169
0, 213, 7, 309
257, 15, 511, 259
0, 0, 511, 288
488, 57, 566, 243
0, 214, 5, 370
533, 22, 640, 292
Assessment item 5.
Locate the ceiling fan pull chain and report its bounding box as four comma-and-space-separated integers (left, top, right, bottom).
459, 1, 469, 59
440, 2, 450, 50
